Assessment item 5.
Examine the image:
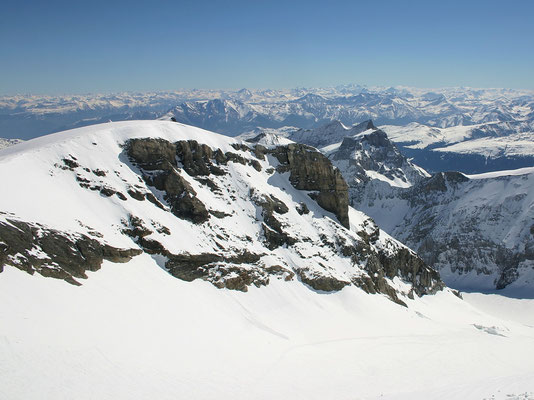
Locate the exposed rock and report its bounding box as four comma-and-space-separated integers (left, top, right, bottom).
250, 189, 289, 215
296, 202, 310, 215
92, 169, 107, 177
296, 269, 350, 291
176, 140, 215, 176
127, 139, 210, 224
269, 143, 350, 228
209, 210, 232, 218
165, 251, 265, 290
418, 171, 469, 194
62, 157, 79, 170
0, 218, 141, 285
127, 138, 177, 171
378, 248, 443, 296
127, 188, 146, 201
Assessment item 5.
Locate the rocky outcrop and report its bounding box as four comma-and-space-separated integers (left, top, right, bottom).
124, 137, 443, 300
165, 251, 271, 292
127, 139, 210, 223
0, 218, 141, 285
269, 143, 350, 229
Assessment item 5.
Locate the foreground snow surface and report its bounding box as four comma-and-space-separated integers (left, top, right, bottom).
1, 256, 533, 400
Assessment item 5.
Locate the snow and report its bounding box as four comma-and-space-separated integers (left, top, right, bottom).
382, 120, 534, 159
0, 120, 247, 251
434, 134, 534, 157
0, 137, 24, 150
1, 258, 534, 400
366, 169, 413, 188
467, 166, 534, 180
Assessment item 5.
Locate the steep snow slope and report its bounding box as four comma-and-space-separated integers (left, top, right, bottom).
1, 256, 534, 400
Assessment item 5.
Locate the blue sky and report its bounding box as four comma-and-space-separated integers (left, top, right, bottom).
1, 0, 533, 94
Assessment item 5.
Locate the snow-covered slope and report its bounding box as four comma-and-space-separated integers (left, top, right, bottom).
0, 120, 442, 303
2, 257, 534, 400
0, 137, 23, 150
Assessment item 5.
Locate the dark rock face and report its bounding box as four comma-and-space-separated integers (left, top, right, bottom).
345, 226, 443, 305
166, 251, 266, 292
126, 138, 268, 224
378, 248, 443, 297
296, 270, 350, 292
127, 139, 210, 224
269, 143, 350, 229
126, 138, 177, 171
417, 171, 469, 194
0, 218, 141, 285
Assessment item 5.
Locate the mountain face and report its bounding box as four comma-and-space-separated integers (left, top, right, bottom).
357, 169, 534, 294
300, 121, 534, 294
0, 121, 443, 304
289, 120, 377, 148
3, 86, 532, 150
270, 120, 430, 206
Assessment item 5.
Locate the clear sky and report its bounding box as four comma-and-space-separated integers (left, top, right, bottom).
1, 0, 533, 94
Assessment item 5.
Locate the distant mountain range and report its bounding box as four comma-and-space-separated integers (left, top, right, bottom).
1, 85, 533, 173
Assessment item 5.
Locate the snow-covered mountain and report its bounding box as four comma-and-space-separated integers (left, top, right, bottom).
0, 120, 444, 304
2, 120, 534, 399
356, 168, 534, 295
297, 121, 534, 294
3, 86, 533, 150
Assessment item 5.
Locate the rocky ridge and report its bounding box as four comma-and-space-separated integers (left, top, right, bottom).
0, 121, 443, 304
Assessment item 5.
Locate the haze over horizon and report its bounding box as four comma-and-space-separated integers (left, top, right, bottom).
1, 0, 533, 95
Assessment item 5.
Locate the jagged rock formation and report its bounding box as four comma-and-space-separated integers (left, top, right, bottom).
0, 121, 444, 302
268, 143, 350, 229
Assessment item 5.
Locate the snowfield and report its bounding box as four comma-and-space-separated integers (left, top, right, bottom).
1, 258, 534, 400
